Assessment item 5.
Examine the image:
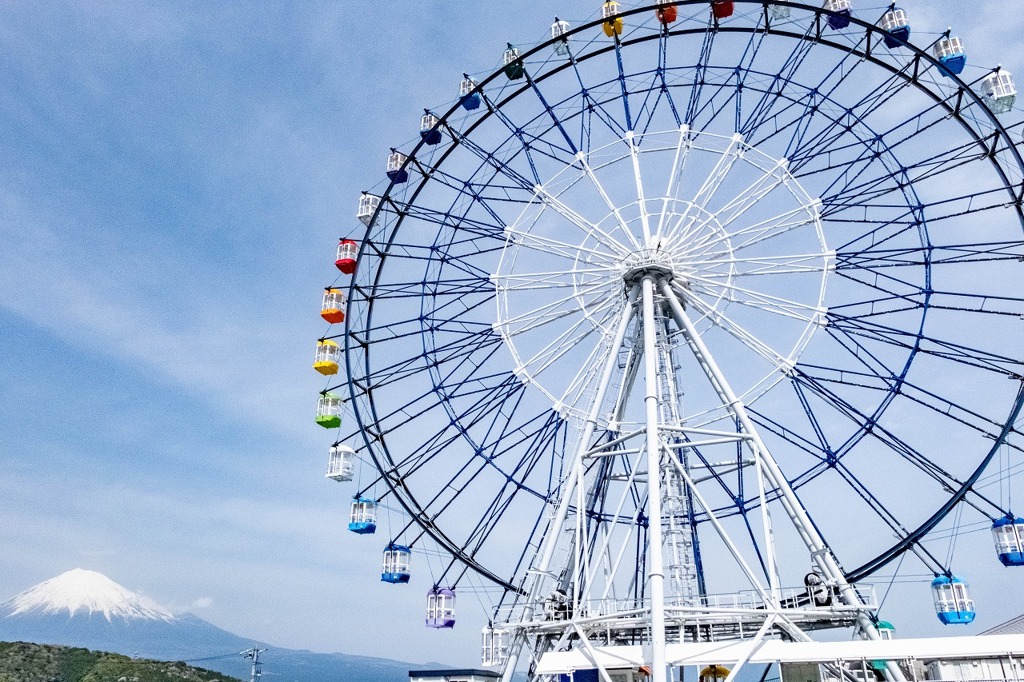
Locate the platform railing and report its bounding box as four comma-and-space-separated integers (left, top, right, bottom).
492, 584, 879, 627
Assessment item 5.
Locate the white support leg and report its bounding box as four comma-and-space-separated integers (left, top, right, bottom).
641, 276, 669, 682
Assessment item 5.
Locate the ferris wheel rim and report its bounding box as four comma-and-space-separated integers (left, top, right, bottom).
337, 0, 1024, 592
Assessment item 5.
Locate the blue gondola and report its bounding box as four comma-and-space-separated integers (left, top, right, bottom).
880, 8, 910, 48
420, 112, 442, 146
824, 0, 852, 30
931, 575, 976, 625
348, 497, 377, 535
382, 543, 412, 583
992, 516, 1024, 566
934, 36, 966, 77
459, 76, 481, 111
425, 587, 456, 628
386, 150, 408, 184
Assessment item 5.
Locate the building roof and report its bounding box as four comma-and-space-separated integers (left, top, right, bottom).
409, 670, 501, 680
983, 613, 1024, 636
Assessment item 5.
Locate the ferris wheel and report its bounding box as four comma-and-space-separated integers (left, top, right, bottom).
313, 2, 1024, 681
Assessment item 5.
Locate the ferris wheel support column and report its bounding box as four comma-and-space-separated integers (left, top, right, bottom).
641, 275, 669, 682
659, 280, 905, 682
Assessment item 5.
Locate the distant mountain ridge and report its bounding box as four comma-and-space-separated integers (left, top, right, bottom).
0, 569, 421, 682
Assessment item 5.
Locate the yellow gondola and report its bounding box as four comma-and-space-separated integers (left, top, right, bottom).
602, 1, 623, 37
313, 339, 341, 376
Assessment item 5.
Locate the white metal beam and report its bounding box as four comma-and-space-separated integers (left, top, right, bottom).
534, 635, 1024, 674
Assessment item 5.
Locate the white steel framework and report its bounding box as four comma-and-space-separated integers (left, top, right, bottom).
490, 128, 895, 682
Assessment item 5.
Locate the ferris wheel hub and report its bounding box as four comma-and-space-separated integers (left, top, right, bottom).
621, 249, 677, 286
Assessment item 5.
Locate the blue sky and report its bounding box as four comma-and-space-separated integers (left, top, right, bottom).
1, 0, 1023, 669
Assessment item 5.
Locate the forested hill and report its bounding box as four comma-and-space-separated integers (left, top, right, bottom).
0, 641, 244, 682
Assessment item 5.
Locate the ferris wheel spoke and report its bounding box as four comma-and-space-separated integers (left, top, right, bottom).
358, 326, 498, 392
690, 252, 834, 278
805, 114, 976, 201
352, 275, 492, 301
669, 157, 796, 252
783, 52, 909, 165
631, 62, 680, 138
481, 95, 590, 182
687, 273, 825, 324
826, 267, 924, 309
683, 27, 717, 125
576, 153, 644, 251
530, 182, 634, 255
498, 280, 611, 335
680, 291, 793, 368
523, 70, 582, 157
819, 146, 988, 212
513, 307, 614, 380
837, 240, 1024, 270
828, 312, 1023, 377
402, 200, 510, 239
653, 123, 691, 243
406, 412, 557, 523
677, 205, 817, 258
504, 231, 621, 265
693, 18, 776, 135
786, 370, 966, 490
377, 377, 526, 476
448, 123, 543, 191
689, 132, 744, 212
801, 355, 1014, 449
739, 22, 817, 138
627, 131, 653, 241
654, 30, 683, 128
689, 74, 741, 134
497, 266, 616, 292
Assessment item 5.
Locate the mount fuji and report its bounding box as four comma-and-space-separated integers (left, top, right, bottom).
0, 569, 419, 682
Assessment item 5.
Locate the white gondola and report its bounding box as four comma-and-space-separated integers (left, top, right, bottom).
770, 4, 791, 20
326, 444, 355, 482
481, 627, 511, 667
981, 71, 1017, 115
551, 18, 571, 56
357, 193, 380, 227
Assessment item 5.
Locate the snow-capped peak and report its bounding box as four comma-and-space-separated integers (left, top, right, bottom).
3, 569, 175, 622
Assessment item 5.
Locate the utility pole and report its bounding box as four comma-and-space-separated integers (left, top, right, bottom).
241, 647, 265, 682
